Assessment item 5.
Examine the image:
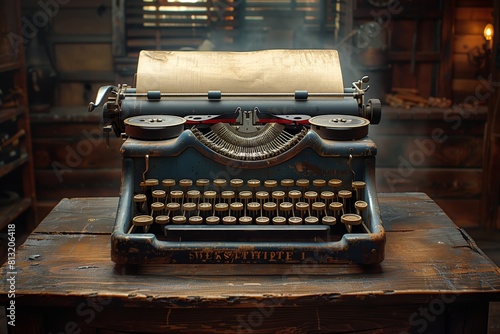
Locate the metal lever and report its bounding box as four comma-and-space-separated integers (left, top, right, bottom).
88, 85, 116, 112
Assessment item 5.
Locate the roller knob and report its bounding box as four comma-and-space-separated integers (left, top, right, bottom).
365, 99, 382, 124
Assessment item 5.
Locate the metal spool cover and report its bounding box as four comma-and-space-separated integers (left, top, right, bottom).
309, 115, 370, 140
124, 115, 186, 140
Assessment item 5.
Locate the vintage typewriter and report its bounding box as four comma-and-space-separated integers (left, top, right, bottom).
89, 50, 385, 265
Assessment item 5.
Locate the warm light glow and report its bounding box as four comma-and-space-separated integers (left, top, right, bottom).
484, 23, 494, 41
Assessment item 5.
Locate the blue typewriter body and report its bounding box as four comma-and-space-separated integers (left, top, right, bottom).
89, 50, 385, 265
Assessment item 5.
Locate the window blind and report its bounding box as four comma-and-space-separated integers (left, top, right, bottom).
123, 0, 344, 56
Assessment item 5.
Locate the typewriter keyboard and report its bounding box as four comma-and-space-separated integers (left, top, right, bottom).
129, 178, 371, 241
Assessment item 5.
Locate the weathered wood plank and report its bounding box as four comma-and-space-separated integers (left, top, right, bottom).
22, 303, 483, 334
33, 197, 117, 234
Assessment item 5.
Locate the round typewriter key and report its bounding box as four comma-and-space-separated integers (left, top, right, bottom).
305, 216, 319, 224
247, 179, 261, 188
179, 179, 193, 187
206, 216, 220, 225
230, 202, 243, 219
247, 202, 260, 222
328, 179, 342, 189
341, 213, 362, 225
272, 191, 285, 200
312, 202, 326, 218
338, 190, 352, 213
288, 190, 301, 200
182, 202, 196, 218
221, 190, 235, 202
263, 202, 277, 218
170, 190, 184, 202
152, 190, 166, 202
198, 202, 212, 221
288, 216, 302, 225
322, 216, 336, 225
172, 216, 186, 224
196, 178, 210, 189
313, 179, 326, 189
204, 191, 217, 208
256, 191, 269, 200
295, 202, 309, 218
239, 190, 252, 216
355, 201, 368, 231
222, 216, 237, 225
355, 200, 368, 211
213, 179, 227, 188
296, 179, 309, 197
230, 178, 244, 189
239, 216, 252, 225
296, 179, 309, 188
134, 194, 147, 202
132, 215, 153, 227
281, 179, 294, 198
341, 213, 362, 233
165, 202, 181, 218
352, 181, 366, 201
239, 190, 252, 200
256, 216, 270, 225
264, 180, 278, 190
247, 179, 261, 196
272, 216, 286, 225
133, 194, 147, 215
204, 190, 217, 199
189, 216, 203, 225
162, 179, 176, 201
162, 179, 176, 187
198, 202, 212, 211
305, 191, 318, 201
214, 203, 229, 220
352, 181, 366, 189
329, 202, 343, 219
151, 202, 165, 216
155, 215, 170, 225
187, 190, 201, 200
320, 191, 334, 201
145, 179, 159, 187
279, 202, 293, 220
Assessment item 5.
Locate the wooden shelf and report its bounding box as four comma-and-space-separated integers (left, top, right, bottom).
0, 153, 28, 179
0, 59, 21, 73
0, 197, 32, 230
0, 105, 25, 123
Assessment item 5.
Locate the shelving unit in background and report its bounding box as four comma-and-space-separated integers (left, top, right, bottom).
0, 0, 37, 263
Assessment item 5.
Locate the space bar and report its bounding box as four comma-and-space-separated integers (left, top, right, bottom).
164, 225, 330, 241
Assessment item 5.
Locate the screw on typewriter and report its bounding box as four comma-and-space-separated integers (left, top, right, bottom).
88, 50, 385, 265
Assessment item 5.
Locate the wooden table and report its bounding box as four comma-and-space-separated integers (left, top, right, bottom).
1, 193, 500, 333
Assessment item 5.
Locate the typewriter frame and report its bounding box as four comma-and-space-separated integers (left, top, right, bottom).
112, 128, 385, 265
